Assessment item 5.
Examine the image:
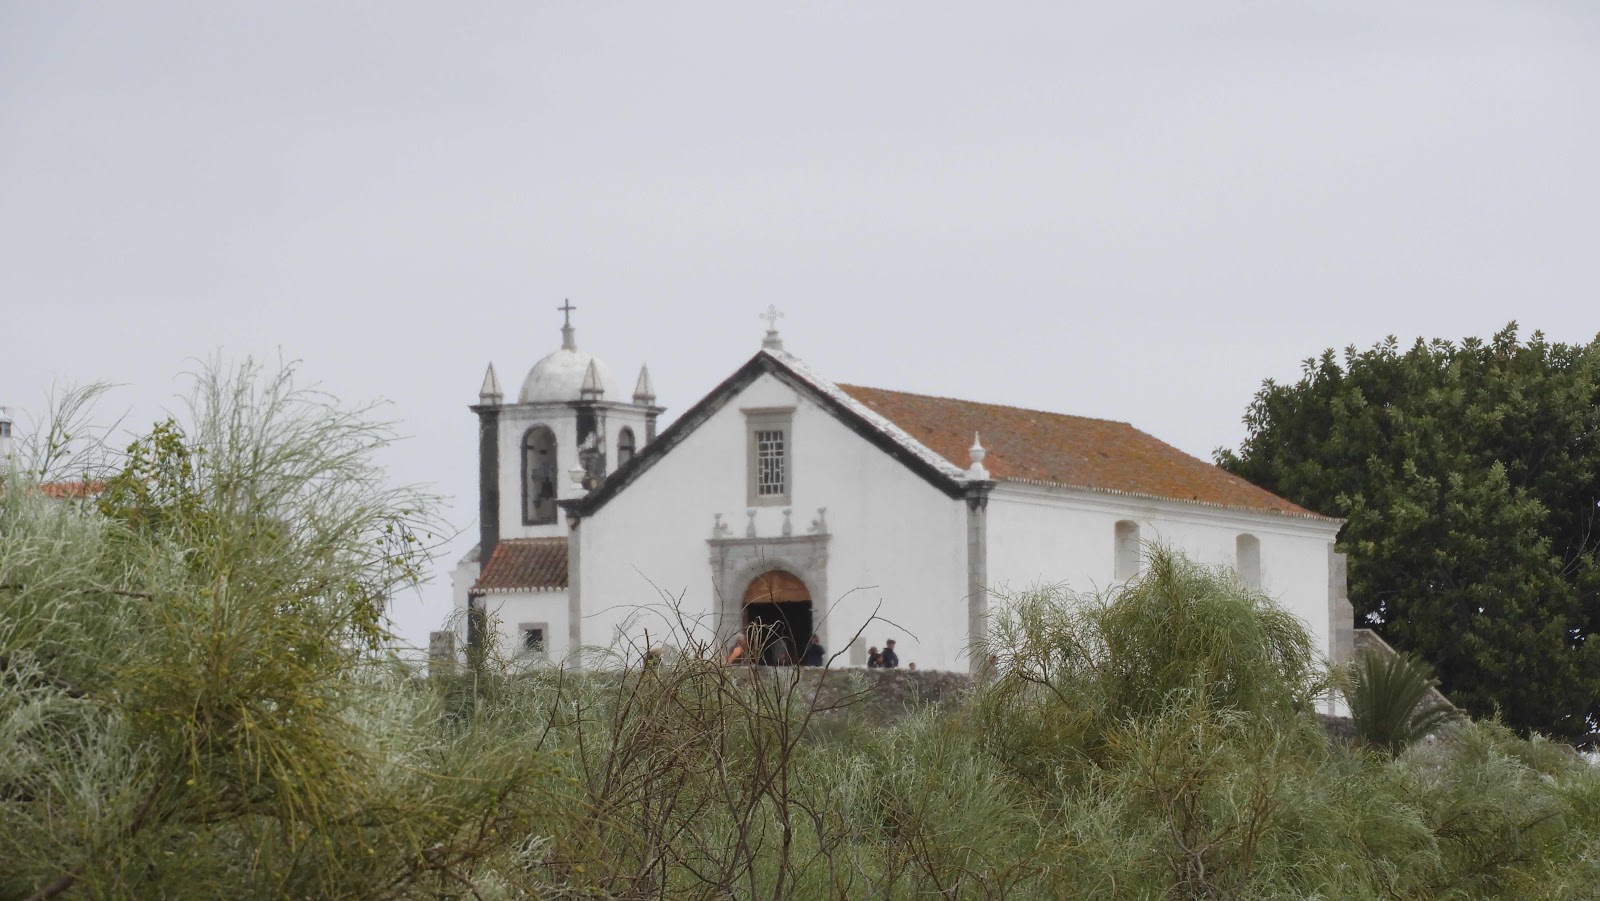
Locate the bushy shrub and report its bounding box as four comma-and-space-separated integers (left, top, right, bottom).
0, 364, 554, 899
966, 547, 1600, 899
974, 548, 1327, 787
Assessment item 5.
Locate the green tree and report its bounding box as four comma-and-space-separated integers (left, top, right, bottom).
1217, 324, 1600, 737
1, 361, 553, 899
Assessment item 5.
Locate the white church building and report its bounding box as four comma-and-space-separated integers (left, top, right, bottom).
451, 308, 1354, 676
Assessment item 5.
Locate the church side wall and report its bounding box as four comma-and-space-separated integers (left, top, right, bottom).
985, 484, 1342, 663
575, 372, 971, 671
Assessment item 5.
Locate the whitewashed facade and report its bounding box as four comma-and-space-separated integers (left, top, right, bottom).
452, 315, 1352, 683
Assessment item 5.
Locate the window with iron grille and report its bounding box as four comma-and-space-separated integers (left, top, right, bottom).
755, 429, 785, 496
745, 409, 793, 505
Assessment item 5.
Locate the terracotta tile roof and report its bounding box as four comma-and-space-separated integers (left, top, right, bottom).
837, 385, 1326, 519
769, 351, 967, 482
473, 537, 568, 593
40, 481, 104, 500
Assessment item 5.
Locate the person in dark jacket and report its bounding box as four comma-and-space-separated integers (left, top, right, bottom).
801, 634, 825, 666
880, 639, 900, 668
866, 646, 883, 668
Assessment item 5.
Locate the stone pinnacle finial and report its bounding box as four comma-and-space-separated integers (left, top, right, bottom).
478, 363, 503, 405
966, 432, 990, 480
558, 299, 577, 350
633, 364, 656, 405
580, 359, 605, 399
760, 304, 785, 351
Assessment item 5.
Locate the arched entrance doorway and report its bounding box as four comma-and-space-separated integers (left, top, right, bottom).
742, 571, 812, 666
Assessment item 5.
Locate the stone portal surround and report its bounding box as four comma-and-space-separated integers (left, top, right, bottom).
709, 512, 830, 652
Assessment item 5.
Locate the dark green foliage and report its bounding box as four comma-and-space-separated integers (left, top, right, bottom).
1346, 649, 1461, 754
1217, 324, 1600, 737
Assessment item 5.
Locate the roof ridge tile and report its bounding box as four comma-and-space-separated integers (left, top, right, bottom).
836, 382, 1135, 427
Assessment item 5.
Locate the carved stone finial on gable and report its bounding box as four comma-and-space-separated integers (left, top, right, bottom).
966, 432, 990, 481
712, 513, 727, 538
746, 508, 757, 538
808, 507, 828, 534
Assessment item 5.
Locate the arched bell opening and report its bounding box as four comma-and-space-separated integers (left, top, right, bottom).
742, 570, 812, 666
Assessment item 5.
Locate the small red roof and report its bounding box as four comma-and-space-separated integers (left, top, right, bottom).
473, 538, 569, 593
837, 385, 1325, 519
40, 481, 105, 500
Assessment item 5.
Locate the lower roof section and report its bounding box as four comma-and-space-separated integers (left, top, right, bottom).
472, 537, 569, 593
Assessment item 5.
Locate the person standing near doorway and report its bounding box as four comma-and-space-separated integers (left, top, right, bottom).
726, 629, 751, 665
767, 633, 793, 666
802, 634, 824, 666
880, 639, 900, 668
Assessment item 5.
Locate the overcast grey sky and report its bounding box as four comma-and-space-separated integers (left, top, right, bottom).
3, 1, 1596, 649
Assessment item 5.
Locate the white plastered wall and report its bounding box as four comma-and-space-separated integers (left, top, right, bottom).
986, 482, 1342, 668
575, 372, 972, 670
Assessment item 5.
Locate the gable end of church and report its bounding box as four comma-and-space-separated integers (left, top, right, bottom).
565, 350, 969, 519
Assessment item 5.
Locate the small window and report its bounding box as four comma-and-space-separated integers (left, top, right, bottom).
1114, 520, 1141, 580
617, 427, 636, 468
519, 623, 547, 658
1236, 534, 1261, 589
0, 421, 10, 438
745, 409, 793, 505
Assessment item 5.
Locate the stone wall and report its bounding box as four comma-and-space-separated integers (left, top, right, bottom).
790, 667, 977, 725
791, 667, 1364, 747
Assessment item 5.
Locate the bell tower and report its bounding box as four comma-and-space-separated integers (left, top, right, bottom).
473, 302, 665, 549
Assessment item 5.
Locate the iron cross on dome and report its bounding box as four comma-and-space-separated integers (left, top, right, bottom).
760, 304, 784, 332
